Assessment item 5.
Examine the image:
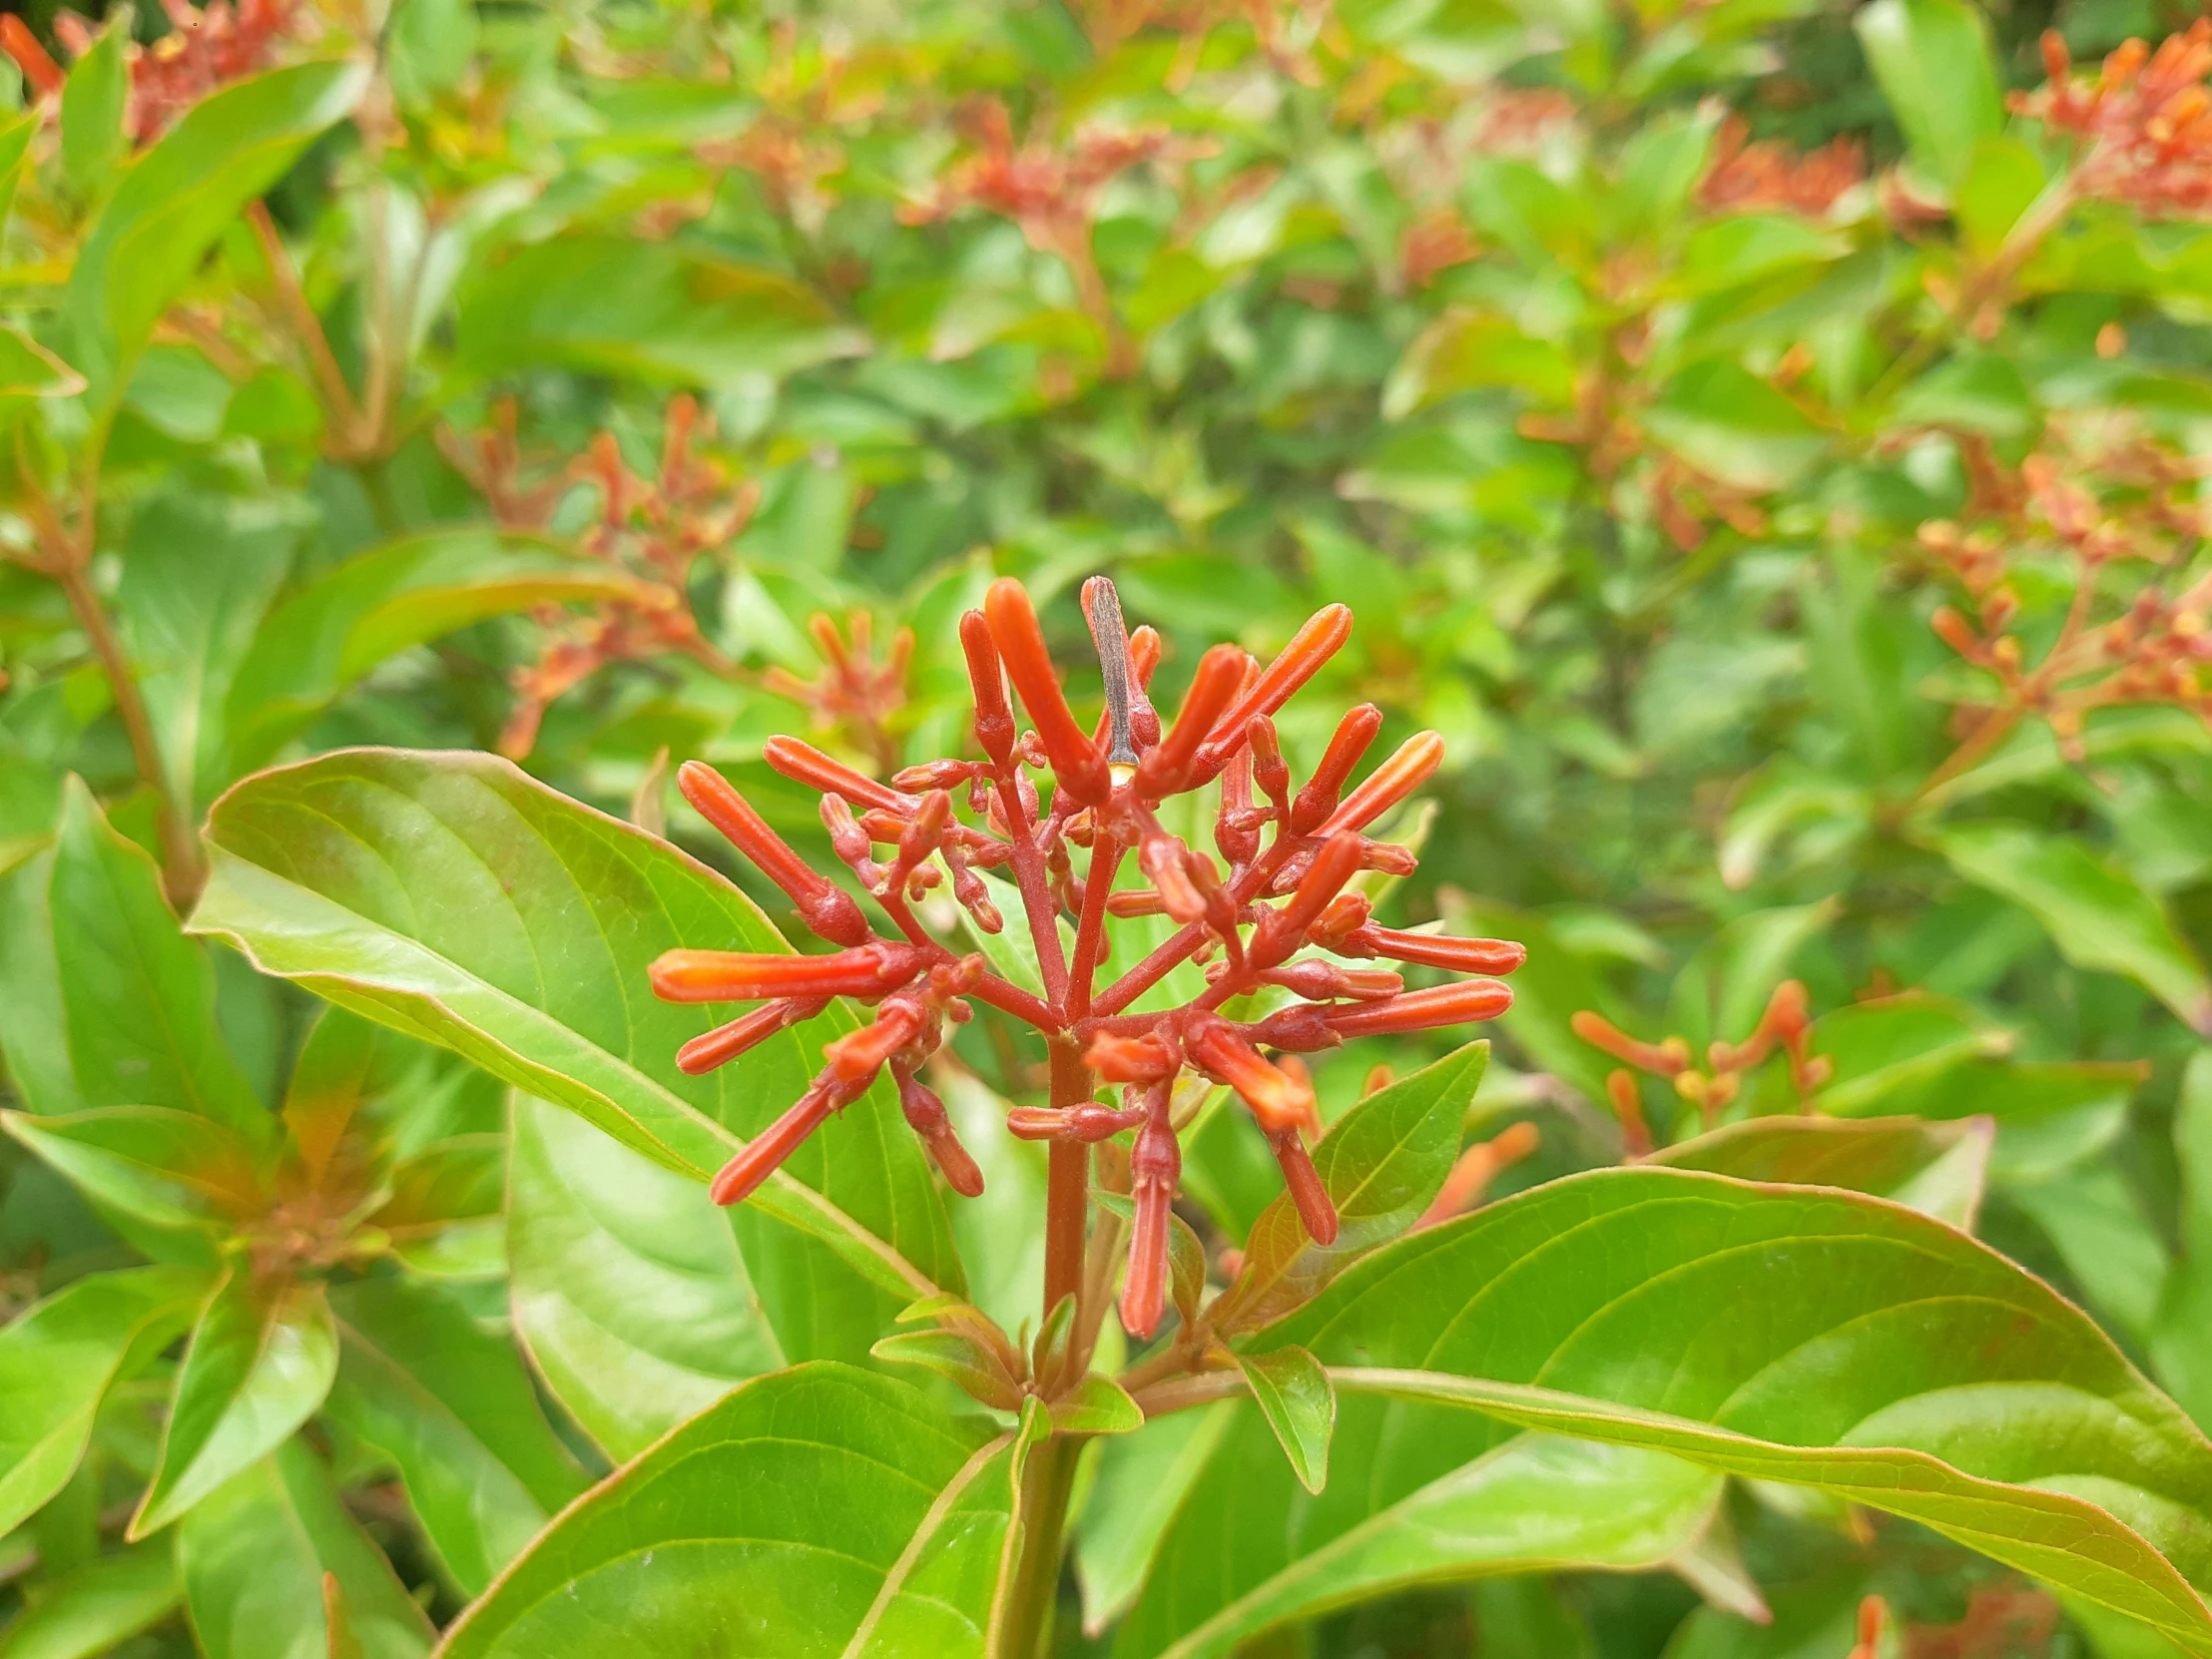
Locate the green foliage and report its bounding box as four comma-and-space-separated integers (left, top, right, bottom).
5, 0, 2212, 1652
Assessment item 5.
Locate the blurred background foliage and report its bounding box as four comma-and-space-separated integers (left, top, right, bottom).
8, 0, 2212, 1649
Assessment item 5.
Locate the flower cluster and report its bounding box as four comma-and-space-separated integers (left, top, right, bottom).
0, 0, 299, 142
2016, 25, 2212, 217
1921, 436, 2212, 778
1572, 980, 1825, 1154
760, 612, 911, 777
439, 397, 758, 759
650, 577, 1522, 1338
1699, 116, 1864, 217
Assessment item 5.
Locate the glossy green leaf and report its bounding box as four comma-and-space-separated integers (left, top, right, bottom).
454, 236, 864, 384
1209, 1041, 1486, 1335
1114, 1420, 1724, 1659
223, 531, 648, 777
1808, 991, 2008, 1117
2008, 1163, 2171, 1342
2, 1106, 266, 1232
1076, 1402, 1237, 1636
872, 1329, 1024, 1410
1650, 1114, 1992, 1229
439, 1364, 1030, 1659
1251, 1167, 2212, 1651
2154, 1052, 2212, 1432
1052, 1375, 1146, 1436
0, 779, 269, 1141
179, 1441, 435, 1659
507, 1093, 781, 1459
0, 1267, 206, 1536
1855, 0, 2003, 187
190, 749, 961, 1307
68, 60, 370, 414
1664, 900, 1834, 1055
322, 1279, 588, 1595
1938, 824, 2212, 1035
0, 1535, 180, 1659
1239, 1345, 1335, 1494
132, 1268, 337, 1536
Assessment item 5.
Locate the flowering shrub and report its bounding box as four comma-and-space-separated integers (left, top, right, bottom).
8, 0, 2212, 1655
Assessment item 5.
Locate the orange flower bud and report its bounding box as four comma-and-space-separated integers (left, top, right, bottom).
823, 998, 927, 1084
1191, 604, 1354, 781
1320, 731, 1443, 834
763, 736, 915, 815
1606, 1070, 1652, 1159
984, 578, 1113, 805
894, 1067, 984, 1197
1290, 704, 1382, 833
1570, 1010, 1690, 1074
1085, 1030, 1181, 1082
1252, 959, 1401, 1001
676, 995, 830, 1075
1341, 925, 1525, 974
1326, 978, 1512, 1036
1122, 1100, 1180, 1339
1006, 1103, 1148, 1142
709, 1076, 866, 1205
678, 761, 870, 946
1184, 1014, 1316, 1133
1254, 833, 1366, 967
1133, 643, 1248, 798
649, 940, 923, 1003
0, 16, 62, 98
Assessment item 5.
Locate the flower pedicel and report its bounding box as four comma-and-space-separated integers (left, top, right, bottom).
648, 577, 1523, 1340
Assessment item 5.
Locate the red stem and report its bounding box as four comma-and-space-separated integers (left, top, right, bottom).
1067, 838, 1125, 1018
1043, 1041, 1092, 1315
991, 772, 1071, 1011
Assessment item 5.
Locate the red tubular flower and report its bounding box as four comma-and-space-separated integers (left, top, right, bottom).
959, 610, 1018, 768
1267, 1124, 1339, 1245
1184, 1013, 1316, 1134
1253, 833, 1367, 967
822, 998, 927, 1084
1569, 1010, 1689, 1075
762, 736, 916, 815
710, 1077, 865, 1205
1325, 978, 1513, 1036
0, 17, 63, 98
649, 940, 924, 1003
677, 995, 830, 1075
1007, 1102, 1149, 1141
1321, 731, 1445, 834
1190, 604, 1355, 782
678, 761, 870, 947
894, 1066, 984, 1197
1339, 924, 1526, 974
1251, 960, 1402, 1001
1289, 704, 1382, 833
1121, 1088, 1180, 1339
1133, 643, 1248, 799
984, 578, 1113, 805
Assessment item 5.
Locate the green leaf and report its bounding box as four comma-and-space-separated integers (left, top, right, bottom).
1809, 991, 2008, 1117
0, 779, 270, 1141
2154, 1052, 2212, 1431
1113, 1422, 1723, 1659
1643, 360, 1827, 491
1238, 1346, 1335, 1494
0, 322, 86, 412
1439, 896, 1626, 1105
1855, 0, 2003, 189
190, 749, 961, 1309
454, 236, 864, 385
439, 1365, 1031, 1659
1254, 1167, 2212, 1651
1209, 1042, 1486, 1335
0, 1268, 206, 1536
1051, 1375, 1145, 1436
507, 1094, 782, 1460
1650, 1114, 1993, 1229
1075, 1403, 1238, 1636
178, 1442, 434, 1659
0, 1536, 180, 1659
1382, 312, 1575, 419
222, 531, 647, 777
58, 23, 127, 195
1664, 898, 1835, 1054
115, 488, 303, 812
2008, 1163, 2171, 1342
3, 1106, 267, 1233
1674, 216, 1849, 297
1936, 824, 2212, 1035
132, 1268, 338, 1536
322, 1279, 589, 1596
872, 1329, 1025, 1410
68, 60, 370, 416
0, 108, 41, 239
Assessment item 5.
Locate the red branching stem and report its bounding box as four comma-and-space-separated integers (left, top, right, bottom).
1068, 836, 1125, 1018
1044, 1042, 1093, 1313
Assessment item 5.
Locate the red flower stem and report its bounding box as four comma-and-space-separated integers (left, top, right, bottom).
1066, 836, 1125, 1019
989, 769, 1072, 1011
1092, 832, 1301, 1016
1043, 1040, 1092, 1316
